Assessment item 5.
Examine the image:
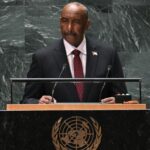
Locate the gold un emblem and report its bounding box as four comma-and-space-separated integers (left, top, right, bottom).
52, 116, 102, 150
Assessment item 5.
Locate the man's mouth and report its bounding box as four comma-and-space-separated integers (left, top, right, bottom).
64, 32, 77, 37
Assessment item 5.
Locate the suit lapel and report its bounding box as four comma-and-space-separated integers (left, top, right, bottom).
83, 38, 99, 101
52, 39, 79, 102
85, 39, 99, 78
52, 39, 71, 77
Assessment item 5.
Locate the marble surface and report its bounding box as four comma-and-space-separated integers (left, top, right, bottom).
0, 110, 150, 150
0, 0, 150, 109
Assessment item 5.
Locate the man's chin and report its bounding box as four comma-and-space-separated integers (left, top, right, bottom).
64, 37, 81, 47
64, 37, 78, 46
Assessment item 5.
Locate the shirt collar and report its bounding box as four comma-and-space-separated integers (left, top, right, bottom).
63, 36, 87, 56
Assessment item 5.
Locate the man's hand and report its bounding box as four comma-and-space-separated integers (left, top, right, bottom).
100, 97, 139, 104
123, 100, 139, 104
39, 95, 57, 104
100, 97, 116, 104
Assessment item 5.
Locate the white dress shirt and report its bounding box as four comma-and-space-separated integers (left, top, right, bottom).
63, 36, 87, 77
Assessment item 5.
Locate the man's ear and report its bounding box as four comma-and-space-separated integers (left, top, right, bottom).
86, 20, 91, 30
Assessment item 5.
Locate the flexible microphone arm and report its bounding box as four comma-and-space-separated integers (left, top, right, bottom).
10, 78, 142, 104
99, 65, 112, 100
51, 63, 67, 102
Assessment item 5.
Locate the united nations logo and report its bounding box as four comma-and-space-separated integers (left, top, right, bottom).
52, 116, 102, 150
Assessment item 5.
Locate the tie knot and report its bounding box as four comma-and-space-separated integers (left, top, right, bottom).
72, 49, 80, 56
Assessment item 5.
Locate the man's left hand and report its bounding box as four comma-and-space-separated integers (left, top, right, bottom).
100, 97, 115, 104
123, 100, 139, 104
100, 97, 139, 104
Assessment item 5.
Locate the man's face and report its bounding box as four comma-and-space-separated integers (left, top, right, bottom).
60, 5, 90, 47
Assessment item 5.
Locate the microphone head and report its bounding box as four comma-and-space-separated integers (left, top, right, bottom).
63, 63, 67, 69
107, 65, 112, 71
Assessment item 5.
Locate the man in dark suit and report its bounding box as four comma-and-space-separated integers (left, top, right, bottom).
21, 2, 127, 104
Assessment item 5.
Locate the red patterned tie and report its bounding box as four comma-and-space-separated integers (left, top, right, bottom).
73, 50, 84, 101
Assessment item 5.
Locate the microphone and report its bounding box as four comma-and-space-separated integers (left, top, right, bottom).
99, 65, 112, 101
51, 63, 67, 102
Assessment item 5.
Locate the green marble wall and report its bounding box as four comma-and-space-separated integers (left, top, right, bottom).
0, 0, 150, 109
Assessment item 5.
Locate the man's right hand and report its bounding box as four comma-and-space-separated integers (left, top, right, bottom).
39, 95, 57, 104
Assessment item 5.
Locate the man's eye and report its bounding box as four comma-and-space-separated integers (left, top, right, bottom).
61, 18, 68, 23
73, 20, 81, 24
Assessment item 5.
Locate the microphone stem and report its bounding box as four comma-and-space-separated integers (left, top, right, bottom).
51, 64, 67, 101
99, 66, 111, 100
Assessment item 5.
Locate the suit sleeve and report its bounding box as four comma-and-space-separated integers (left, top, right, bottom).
110, 50, 127, 97
21, 53, 44, 104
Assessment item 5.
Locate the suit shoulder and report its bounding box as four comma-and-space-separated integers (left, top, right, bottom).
97, 43, 116, 54
87, 37, 116, 53
34, 39, 62, 57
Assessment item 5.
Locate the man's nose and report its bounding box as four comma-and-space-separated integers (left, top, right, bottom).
68, 22, 73, 32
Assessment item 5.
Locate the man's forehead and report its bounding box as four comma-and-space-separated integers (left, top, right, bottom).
61, 11, 84, 18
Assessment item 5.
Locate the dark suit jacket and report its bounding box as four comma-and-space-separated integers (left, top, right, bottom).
21, 37, 127, 103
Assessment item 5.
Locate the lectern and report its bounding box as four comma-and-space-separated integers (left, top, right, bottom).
3, 103, 149, 150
